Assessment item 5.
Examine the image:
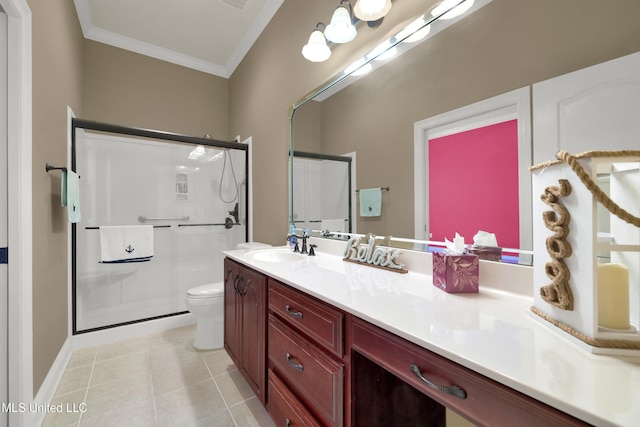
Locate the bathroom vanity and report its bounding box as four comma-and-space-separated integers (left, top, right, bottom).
223, 243, 640, 426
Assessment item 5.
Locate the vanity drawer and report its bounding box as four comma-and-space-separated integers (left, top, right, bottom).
269, 279, 344, 357
351, 318, 589, 427
268, 314, 344, 427
267, 369, 322, 427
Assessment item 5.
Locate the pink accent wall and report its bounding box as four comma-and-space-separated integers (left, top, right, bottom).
429, 119, 520, 249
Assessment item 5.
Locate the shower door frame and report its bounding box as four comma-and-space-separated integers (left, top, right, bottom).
70, 118, 249, 335
292, 150, 353, 234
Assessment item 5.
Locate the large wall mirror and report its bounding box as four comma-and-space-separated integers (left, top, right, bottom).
288, 0, 640, 265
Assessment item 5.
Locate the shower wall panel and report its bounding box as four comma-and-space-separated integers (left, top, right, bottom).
293, 156, 350, 231
74, 128, 246, 332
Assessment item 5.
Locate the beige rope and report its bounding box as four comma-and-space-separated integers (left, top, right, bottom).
531, 150, 640, 228
540, 179, 574, 310
531, 306, 640, 350
530, 150, 640, 343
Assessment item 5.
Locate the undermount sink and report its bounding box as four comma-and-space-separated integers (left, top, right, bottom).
247, 248, 305, 263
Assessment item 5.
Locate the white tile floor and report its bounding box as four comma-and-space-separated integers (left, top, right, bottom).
42, 325, 275, 427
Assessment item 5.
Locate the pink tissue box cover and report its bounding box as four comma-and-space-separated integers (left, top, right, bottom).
432, 252, 479, 293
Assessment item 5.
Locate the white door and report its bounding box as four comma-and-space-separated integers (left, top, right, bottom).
533, 51, 640, 163
0, 7, 8, 427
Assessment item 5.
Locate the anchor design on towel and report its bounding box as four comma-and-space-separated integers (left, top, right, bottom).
125, 245, 135, 254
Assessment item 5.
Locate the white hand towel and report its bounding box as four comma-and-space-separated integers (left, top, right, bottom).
359, 188, 382, 217
99, 225, 154, 263
63, 170, 81, 223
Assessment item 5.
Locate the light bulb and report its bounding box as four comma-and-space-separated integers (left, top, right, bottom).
325, 5, 357, 43
353, 0, 392, 22
302, 29, 331, 62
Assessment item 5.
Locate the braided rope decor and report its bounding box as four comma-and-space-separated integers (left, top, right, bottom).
530, 150, 640, 349
531, 306, 640, 349
530, 150, 640, 227
540, 179, 574, 310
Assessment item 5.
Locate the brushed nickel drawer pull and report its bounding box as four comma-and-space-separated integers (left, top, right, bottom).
409, 364, 467, 399
285, 305, 303, 319
286, 353, 304, 372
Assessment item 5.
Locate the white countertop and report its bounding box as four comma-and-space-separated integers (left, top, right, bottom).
224, 243, 640, 427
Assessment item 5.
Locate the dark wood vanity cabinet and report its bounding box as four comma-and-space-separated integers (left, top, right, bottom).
350, 317, 590, 427
267, 279, 347, 427
223, 258, 267, 403
223, 259, 592, 427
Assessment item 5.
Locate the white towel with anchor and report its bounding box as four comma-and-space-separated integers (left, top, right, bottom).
99, 225, 154, 263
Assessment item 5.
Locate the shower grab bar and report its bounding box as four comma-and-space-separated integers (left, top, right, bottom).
85, 225, 171, 230
138, 215, 189, 222
85, 223, 240, 230
178, 223, 241, 227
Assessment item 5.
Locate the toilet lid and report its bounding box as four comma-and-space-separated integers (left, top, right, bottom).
187, 282, 224, 298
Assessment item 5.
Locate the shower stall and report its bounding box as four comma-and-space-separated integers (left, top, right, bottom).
72, 119, 248, 334
292, 150, 353, 233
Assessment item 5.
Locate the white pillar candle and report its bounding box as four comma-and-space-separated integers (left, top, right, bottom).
597, 263, 630, 330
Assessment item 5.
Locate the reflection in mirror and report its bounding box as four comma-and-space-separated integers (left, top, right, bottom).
292, 151, 354, 235
413, 87, 532, 264
290, 0, 531, 262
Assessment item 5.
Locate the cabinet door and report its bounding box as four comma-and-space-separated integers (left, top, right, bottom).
238, 265, 267, 403
223, 259, 240, 363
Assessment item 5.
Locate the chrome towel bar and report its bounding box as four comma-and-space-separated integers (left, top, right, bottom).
138, 215, 190, 222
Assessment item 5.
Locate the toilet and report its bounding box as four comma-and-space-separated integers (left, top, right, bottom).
186, 282, 224, 350
185, 242, 271, 350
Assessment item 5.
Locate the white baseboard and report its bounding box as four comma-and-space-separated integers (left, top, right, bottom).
32, 337, 73, 427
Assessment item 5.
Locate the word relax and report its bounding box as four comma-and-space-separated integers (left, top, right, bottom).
343, 236, 407, 272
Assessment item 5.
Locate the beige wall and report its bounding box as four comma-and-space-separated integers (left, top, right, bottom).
83, 40, 229, 137
29, 0, 84, 393
30, 2, 229, 395
228, 0, 437, 245
283, 0, 640, 238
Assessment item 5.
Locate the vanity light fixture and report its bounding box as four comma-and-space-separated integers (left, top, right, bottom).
351, 63, 372, 76
302, 22, 332, 62
353, 0, 392, 22
325, 0, 358, 44
396, 16, 431, 43
369, 40, 397, 61
432, 0, 475, 20
344, 58, 372, 76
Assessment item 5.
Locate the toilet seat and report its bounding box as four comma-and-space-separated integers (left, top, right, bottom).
187, 282, 224, 299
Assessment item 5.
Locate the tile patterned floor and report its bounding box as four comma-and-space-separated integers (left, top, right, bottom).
42, 325, 275, 427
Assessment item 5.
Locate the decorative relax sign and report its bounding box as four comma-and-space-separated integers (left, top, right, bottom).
343, 236, 408, 273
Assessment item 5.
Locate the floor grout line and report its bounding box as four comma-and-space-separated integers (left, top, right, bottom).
44, 325, 272, 427
146, 334, 160, 427
204, 352, 240, 426
75, 351, 97, 426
